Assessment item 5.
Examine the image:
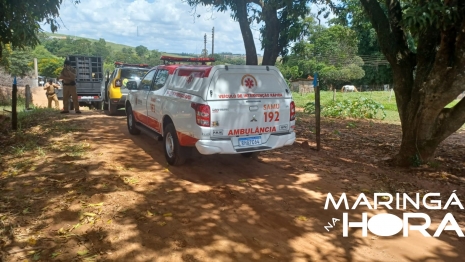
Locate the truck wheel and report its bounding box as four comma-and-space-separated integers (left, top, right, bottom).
241, 152, 260, 158
163, 123, 187, 166
103, 98, 109, 110
108, 100, 117, 115
126, 105, 140, 135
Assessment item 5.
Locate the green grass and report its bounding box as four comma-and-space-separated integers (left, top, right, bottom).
293, 91, 462, 124
293, 90, 400, 122
1, 104, 27, 114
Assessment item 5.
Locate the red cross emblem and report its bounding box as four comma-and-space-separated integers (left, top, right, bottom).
245, 78, 254, 88
187, 75, 194, 84
241, 74, 257, 90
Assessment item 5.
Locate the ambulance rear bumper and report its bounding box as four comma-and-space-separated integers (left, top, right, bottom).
195, 132, 295, 155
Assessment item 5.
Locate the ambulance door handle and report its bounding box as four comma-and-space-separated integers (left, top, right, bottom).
246, 100, 261, 103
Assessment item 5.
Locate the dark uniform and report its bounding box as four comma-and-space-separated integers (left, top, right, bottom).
43, 80, 60, 109
58, 60, 81, 113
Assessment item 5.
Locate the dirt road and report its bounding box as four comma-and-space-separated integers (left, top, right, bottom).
1, 91, 465, 261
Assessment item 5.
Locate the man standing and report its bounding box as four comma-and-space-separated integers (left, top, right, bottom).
43, 79, 60, 109
58, 59, 81, 114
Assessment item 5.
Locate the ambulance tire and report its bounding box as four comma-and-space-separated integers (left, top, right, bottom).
241, 152, 260, 158
163, 123, 187, 166
126, 105, 141, 135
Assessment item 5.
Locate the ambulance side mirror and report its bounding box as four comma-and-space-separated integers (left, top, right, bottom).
126, 80, 138, 90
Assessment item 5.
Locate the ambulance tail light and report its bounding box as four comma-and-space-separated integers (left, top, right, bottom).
191, 103, 210, 127
115, 79, 122, 87
290, 101, 296, 121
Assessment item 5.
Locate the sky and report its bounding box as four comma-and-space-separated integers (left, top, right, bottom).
41, 0, 331, 55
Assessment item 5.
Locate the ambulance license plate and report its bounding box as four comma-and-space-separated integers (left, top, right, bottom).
238, 136, 261, 147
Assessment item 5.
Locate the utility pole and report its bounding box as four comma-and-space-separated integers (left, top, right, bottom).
211, 27, 214, 57
203, 33, 207, 58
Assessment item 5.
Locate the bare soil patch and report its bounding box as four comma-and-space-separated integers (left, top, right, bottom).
0, 107, 464, 261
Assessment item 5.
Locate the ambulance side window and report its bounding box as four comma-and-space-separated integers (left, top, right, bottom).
152, 70, 169, 90
138, 70, 156, 91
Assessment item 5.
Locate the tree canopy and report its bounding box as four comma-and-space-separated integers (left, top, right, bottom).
183, 0, 310, 65
279, 20, 365, 89
0, 0, 80, 59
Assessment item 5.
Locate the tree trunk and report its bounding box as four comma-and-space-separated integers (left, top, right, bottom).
236, 0, 258, 65
261, 5, 280, 66
360, 0, 465, 166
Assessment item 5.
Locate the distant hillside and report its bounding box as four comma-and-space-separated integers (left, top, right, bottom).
44, 32, 134, 52
43, 32, 192, 57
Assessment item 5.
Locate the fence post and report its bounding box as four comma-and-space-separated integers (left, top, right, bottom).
313, 73, 320, 151
333, 88, 336, 102
12, 77, 17, 130
389, 88, 393, 102
25, 84, 31, 110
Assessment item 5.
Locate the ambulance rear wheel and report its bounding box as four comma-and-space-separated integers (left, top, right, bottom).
163, 123, 186, 166
126, 105, 140, 135
241, 152, 260, 158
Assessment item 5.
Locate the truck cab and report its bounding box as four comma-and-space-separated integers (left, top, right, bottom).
125, 56, 296, 166
103, 62, 150, 115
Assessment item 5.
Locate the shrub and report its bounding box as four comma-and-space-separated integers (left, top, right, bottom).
304, 97, 386, 120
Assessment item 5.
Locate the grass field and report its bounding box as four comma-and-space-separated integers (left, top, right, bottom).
293, 90, 462, 124
292, 90, 400, 122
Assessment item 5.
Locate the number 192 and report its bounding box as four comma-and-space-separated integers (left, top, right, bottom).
264, 111, 279, 122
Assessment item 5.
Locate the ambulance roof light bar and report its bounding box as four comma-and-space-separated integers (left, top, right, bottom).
160, 56, 216, 65
114, 62, 150, 68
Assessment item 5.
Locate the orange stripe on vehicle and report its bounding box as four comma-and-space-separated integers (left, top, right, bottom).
177, 132, 198, 146
133, 111, 148, 124
146, 117, 161, 133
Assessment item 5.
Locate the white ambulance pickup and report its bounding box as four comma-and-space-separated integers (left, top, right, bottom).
125, 56, 296, 166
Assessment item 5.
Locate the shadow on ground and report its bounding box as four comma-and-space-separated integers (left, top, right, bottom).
0, 109, 464, 261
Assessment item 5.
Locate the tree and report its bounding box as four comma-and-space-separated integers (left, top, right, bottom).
37, 58, 63, 78
0, 0, 80, 59
92, 39, 111, 60
2, 48, 33, 77
183, 0, 310, 66
281, 23, 365, 89
329, 0, 465, 166
135, 45, 149, 57
146, 50, 163, 66
328, 0, 393, 90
